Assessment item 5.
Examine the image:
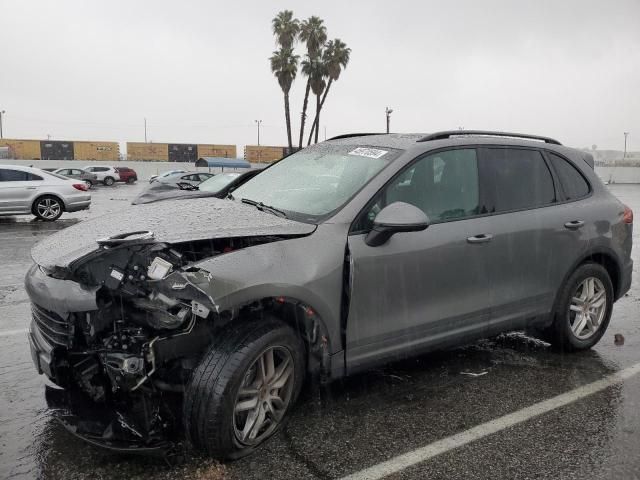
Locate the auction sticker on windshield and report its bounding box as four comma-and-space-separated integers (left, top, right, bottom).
348, 147, 388, 159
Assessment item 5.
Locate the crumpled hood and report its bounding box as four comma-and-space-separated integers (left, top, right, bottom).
31, 198, 316, 269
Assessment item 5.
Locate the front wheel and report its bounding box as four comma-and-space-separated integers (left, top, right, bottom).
183, 318, 305, 459
537, 263, 614, 351
103, 176, 115, 186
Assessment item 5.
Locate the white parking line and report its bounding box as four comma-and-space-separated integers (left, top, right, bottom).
0, 328, 28, 338
340, 362, 640, 480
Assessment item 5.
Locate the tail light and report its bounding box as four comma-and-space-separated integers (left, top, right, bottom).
623, 204, 633, 224
72, 183, 88, 192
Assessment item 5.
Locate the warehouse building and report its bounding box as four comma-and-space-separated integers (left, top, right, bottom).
126, 143, 236, 162
0, 138, 119, 161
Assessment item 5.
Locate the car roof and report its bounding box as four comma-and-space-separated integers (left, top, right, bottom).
321, 131, 589, 164
0, 164, 45, 173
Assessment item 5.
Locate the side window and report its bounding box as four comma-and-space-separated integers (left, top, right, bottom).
547, 153, 590, 200
27, 173, 43, 181
0, 169, 29, 181
85, 167, 95, 172
355, 149, 480, 231
58, 169, 70, 175
482, 148, 555, 212
72, 169, 83, 175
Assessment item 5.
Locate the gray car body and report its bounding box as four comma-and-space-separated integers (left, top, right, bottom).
27, 133, 633, 380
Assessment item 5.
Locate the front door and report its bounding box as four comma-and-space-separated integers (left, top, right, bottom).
345, 148, 493, 372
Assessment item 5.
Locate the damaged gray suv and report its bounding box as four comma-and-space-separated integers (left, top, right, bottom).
26, 131, 633, 459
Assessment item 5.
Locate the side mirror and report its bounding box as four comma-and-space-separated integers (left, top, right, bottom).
365, 202, 429, 247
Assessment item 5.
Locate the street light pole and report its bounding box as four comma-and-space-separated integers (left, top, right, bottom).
385, 107, 393, 134
0, 110, 5, 139
623, 132, 629, 159
255, 119, 262, 146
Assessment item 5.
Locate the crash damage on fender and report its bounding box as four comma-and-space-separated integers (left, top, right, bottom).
25, 197, 323, 456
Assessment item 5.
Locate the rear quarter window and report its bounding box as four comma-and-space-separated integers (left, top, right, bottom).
481, 148, 556, 213
547, 152, 590, 200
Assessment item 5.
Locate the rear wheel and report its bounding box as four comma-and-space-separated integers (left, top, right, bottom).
126, 177, 136, 184
103, 176, 115, 186
183, 318, 305, 459
534, 263, 613, 351
33, 195, 63, 221
84, 180, 92, 189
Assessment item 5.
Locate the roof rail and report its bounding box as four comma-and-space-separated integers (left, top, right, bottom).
328, 133, 387, 141
417, 130, 562, 145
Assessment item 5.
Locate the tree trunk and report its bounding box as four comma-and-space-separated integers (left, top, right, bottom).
284, 92, 293, 150
298, 80, 311, 149
314, 94, 321, 143
307, 79, 333, 144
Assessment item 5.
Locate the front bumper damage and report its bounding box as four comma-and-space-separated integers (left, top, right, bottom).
25, 239, 222, 455
45, 385, 177, 457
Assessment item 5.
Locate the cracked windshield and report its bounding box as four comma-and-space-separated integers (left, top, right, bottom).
0, 1, 638, 480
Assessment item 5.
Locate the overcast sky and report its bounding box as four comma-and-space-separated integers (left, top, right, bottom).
1, 0, 639, 153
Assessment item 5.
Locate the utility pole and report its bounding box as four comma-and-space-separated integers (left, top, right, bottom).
254, 119, 262, 145
0, 110, 5, 139
623, 132, 629, 159
385, 107, 393, 134
144, 118, 147, 143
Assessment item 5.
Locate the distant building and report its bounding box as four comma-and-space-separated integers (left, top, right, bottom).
0, 138, 119, 161
126, 142, 236, 162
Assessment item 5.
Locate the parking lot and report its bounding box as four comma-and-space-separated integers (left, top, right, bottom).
1, 182, 639, 480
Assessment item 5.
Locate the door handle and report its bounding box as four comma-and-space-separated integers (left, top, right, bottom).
467, 233, 493, 244
564, 220, 585, 230
26, 187, 37, 190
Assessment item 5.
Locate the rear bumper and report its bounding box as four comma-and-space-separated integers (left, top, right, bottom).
618, 259, 633, 299
65, 198, 91, 212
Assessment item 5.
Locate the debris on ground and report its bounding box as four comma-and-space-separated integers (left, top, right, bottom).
614, 333, 625, 346
460, 371, 488, 377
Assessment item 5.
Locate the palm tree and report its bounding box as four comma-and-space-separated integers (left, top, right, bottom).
270, 48, 299, 149
298, 17, 327, 148
308, 39, 351, 143
272, 10, 299, 50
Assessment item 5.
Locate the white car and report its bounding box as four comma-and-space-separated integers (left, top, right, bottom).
0, 165, 91, 221
82, 165, 120, 186
149, 170, 187, 183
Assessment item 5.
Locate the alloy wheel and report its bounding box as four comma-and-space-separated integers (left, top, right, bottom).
233, 346, 295, 446
569, 277, 607, 340
36, 198, 61, 220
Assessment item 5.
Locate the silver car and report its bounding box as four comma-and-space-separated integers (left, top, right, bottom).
155, 171, 215, 187
52, 167, 98, 188
25, 131, 633, 458
0, 165, 91, 221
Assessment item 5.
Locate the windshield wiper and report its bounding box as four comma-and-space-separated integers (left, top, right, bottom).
240, 198, 288, 218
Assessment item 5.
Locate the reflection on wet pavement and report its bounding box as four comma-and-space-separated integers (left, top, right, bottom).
0, 184, 639, 479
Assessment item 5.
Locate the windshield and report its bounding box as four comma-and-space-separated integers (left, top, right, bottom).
198, 172, 241, 193
232, 144, 400, 221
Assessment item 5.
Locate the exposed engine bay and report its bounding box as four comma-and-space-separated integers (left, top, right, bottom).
32, 233, 294, 455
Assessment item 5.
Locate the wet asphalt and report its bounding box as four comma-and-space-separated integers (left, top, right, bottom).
0, 183, 639, 480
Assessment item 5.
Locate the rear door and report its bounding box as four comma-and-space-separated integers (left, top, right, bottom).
0, 169, 43, 213
477, 147, 560, 331
346, 148, 494, 371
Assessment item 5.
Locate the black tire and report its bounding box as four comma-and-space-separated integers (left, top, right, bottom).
84, 180, 92, 189
127, 177, 136, 184
103, 176, 115, 186
32, 195, 64, 221
183, 317, 305, 459
534, 263, 614, 351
